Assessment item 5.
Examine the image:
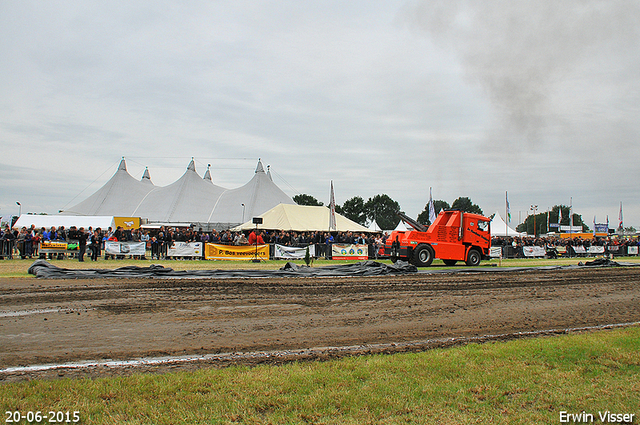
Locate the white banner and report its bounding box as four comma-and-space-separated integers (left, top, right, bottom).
522, 246, 546, 257
168, 241, 202, 257
587, 246, 605, 255
490, 247, 503, 258
572, 246, 586, 254
628, 246, 638, 255
273, 244, 315, 259
331, 244, 368, 260
104, 241, 146, 256
560, 225, 583, 232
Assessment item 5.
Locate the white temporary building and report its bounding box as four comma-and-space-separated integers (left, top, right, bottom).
13, 215, 116, 231
367, 220, 383, 232
490, 211, 525, 237
132, 159, 227, 223
61, 158, 296, 229
63, 158, 155, 217
232, 204, 373, 233
206, 161, 296, 227
393, 220, 410, 231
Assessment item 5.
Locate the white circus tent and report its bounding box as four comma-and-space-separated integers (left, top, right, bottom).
60, 158, 296, 230
490, 211, 525, 237
62, 158, 155, 217
131, 159, 227, 224
206, 161, 296, 227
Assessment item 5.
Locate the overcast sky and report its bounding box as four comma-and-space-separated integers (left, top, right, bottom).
1, 1, 639, 229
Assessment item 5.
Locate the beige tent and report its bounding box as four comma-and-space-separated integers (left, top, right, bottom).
232, 203, 373, 232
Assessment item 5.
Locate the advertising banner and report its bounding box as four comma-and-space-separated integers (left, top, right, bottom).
522, 246, 546, 257
331, 244, 368, 260
104, 241, 146, 256
273, 244, 315, 259
168, 242, 202, 258
572, 246, 587, 254
594, 224, 609, 233
490, 247, 503, 258
560, 225, 583, 233
587, 246, 605, 255
205, 243, 269, 260
628, 246, 638, 255
39, 241, 79, 253
114, 217, 140, 230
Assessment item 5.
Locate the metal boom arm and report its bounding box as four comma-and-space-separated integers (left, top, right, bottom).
395, 211, 427, 232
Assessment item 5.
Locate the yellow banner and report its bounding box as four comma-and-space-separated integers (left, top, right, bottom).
204, 243, 269, 260
40, 241, 78, 252
114, 217, 140, 230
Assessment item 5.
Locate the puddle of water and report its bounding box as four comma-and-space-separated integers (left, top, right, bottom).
1, 321, 637, 375
0, 308, 94, 318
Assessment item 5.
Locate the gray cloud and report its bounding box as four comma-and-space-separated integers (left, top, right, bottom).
1, 1, 638, 227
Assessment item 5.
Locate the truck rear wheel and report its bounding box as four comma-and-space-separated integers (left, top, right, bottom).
465, 249, 482, 266
413, 244, 434, 267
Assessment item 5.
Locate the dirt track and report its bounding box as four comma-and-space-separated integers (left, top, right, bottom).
1, 266, 639, 381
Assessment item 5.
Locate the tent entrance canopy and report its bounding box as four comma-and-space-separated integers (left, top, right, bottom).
13, 215, 116, 231
232, 204, 374, 233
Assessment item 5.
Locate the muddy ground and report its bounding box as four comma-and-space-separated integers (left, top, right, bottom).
1, 266, 639, 381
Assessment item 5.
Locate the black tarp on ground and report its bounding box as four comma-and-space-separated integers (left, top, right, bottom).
27, 258, 638, 279
27, 259, 419, 279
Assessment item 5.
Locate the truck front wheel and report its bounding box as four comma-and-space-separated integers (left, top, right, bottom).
465, 249, 482, 266
413, 244, 434, 267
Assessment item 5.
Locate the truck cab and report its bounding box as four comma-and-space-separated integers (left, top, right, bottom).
384, 210, 491, 267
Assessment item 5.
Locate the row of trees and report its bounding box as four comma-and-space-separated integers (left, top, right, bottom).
515, 205, 588, 235
293, 194, 626, 236
292, 194, 483, 230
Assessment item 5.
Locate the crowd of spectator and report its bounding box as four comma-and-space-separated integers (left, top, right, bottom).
4, 222, 638, 261
491, 235, 640, 257
0, 224, 390, 261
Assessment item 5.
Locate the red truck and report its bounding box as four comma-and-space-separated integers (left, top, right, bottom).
384, 210, 491, 267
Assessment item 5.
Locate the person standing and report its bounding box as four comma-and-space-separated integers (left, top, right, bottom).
90, 229, 101, 261
77, 227, 88, 262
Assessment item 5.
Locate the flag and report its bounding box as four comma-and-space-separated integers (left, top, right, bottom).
505, 191, 511, 223
428, 187, 436, 224
547, 208, 550, 232
593, 216, 596, 237
618, 202, 623, 230
558, 207, 562, 224
569, 197, 573, 233
329, 180, 336, 231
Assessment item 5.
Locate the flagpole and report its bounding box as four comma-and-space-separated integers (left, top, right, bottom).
619, 201, 623, 233
569, 197, 573, 239
329, 180, 336, 233
505, 191, 509, 239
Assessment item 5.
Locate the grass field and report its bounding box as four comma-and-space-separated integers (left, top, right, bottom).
1, 327, 638, 424
1, 255, 639, 278
2, 255, 639, 423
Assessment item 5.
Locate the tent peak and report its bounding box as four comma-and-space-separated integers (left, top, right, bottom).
142, 167, 151, 181
187, 158, 196, 172
118, 157, 127, 171
267, 165, 273, 181
203, 164, 212, 181
255, 159, 265, 174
